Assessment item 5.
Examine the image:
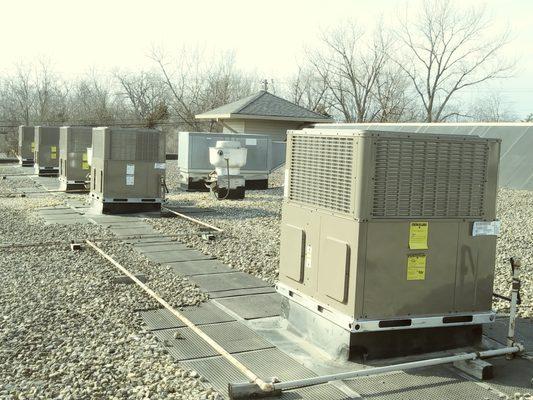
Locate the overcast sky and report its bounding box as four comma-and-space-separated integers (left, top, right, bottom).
1, 0, 532, 118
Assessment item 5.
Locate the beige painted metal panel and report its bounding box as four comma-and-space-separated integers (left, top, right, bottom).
59, 126, 92, 182
278, 128, 501, 327
34, 126, 60, 168
362, 221, 458, 319
280, 224, 305, 283
18, 126, 34, 160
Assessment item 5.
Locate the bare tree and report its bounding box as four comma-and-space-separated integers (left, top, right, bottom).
33, 60, 69, 124
289, 65, 332, 116
150, 46, 255, 131
397, 0, 514, 122
307, 23, 402, 122
68, 73, 118, 125
115, 71, 169, 128
468, 92, 515, 122
3, 65, 35, 125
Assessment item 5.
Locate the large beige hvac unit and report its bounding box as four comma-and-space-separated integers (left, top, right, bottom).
89, 127, 166, 213
18, 125, 35, 166
58, 126, 92, 192
277, 128, 501, 359
34, 126, 60, 176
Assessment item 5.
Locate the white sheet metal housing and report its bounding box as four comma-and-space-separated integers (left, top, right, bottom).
178, 132, 277, 190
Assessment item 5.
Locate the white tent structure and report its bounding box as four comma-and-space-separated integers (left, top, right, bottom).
312, 123, 533, 191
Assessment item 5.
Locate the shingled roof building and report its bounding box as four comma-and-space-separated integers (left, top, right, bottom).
195, 90, 333, 141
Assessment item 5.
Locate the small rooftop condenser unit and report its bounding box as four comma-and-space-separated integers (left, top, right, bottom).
34, 126, 60, 176
18, 125, 35, 166
277, 128, 501, 358
59, 126, 92, 192
89, 127, 166, 214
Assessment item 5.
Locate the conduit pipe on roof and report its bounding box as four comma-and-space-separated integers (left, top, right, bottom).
85, 240, 275, 395
229, 345, 523, 399
163, 207, 223, 232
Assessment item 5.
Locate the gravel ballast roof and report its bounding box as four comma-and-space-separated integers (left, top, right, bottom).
0, 193, 219, 399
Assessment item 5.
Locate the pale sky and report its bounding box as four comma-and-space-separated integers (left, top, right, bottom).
1, 0, 532, 117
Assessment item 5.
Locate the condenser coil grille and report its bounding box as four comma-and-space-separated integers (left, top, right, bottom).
372, 138, 489, 218
289, 135, 354, 213
110, 132, 159, 161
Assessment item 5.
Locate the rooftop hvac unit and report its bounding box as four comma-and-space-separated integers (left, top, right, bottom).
177, 132, 278, 191
34, 126, 60, 176
58, 126, 93, 192
18, 126, 35, 166
277, 128, 501, 360
89, 127, 166, 214
206, 141, 248, 199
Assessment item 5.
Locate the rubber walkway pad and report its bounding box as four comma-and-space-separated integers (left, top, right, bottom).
207, 287, 276, 299
153, 321, 274, 361
486, 356, 533, 397
140, 302, 235, 330
190, 272, 270, 292
143, 249, 213, 263
216, 293, 282, 320
133, 242, 190, 253
168, 259, 233, 276
181, 348, 351, 399
344, 365, 502, 399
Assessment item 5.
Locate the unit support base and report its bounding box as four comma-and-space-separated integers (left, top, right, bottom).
281, 296, 483, 361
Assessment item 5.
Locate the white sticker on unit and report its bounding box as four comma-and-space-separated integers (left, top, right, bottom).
283, 169, 289, 197
472, 220, 501, 236
154, 162, 166, 170
245, 138, 257, 146
126, 164, 135, 175
304, 244, 312, 269
126, 175, 135, 186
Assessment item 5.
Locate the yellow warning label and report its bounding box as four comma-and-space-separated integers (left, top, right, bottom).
50, 153, 57, 159
409, 221, 428, 250
407, 254, 426, 280
82, 153, 88, 161
51, 146, 57, 152
31, 142, 35, 151
82, 161, 89, 170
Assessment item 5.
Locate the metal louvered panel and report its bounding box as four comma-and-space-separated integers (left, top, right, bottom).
91, 129, 105, 160
110, 131, 136, 160
372, 138, 489, 218
109, 131, 160, 161
289, 135, 354, 214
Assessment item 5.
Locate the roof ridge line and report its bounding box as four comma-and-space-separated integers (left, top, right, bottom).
233, 91, 266, 114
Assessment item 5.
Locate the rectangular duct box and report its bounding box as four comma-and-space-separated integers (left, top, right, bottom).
59, 126, 92, 191
177, 132, 279, 191
89, 127, 166, 213
18, 125, 35, 166
34, 126, 60, 176
278, 128, 501, 333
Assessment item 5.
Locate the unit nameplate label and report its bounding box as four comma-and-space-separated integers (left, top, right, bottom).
472, 220, 500, 236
